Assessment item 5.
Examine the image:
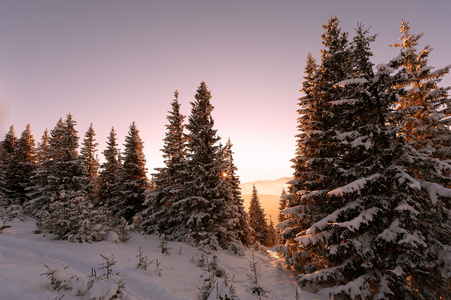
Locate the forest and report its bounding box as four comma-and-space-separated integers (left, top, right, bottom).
1, 17, 450, 299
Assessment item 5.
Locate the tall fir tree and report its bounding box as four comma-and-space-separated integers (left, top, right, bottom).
278, 188, 287, 224
36, 129, 50, 165
391, 21, 451, 190
115, 122, 149, 223
280, 17, 353, 271
14, 124, 37, 205
248, 184, 271, 247
28, 114, 108, 241
171, 81, 246, 249
143, 91, 187, 235
220, 138, 254, 247
27, 114, 89, 215
0, 126, 17, 205
281, 20, 451, 299
98, 127, 122, 207
276, 188, 288, 244
81, 123, 100, 201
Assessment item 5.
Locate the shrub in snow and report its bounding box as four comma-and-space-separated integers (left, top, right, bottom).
114, 217, 132, 243
40, 265, 78, 292
158, 234, 171, 255
199, 271, 216, 300
1, 204, 26, 222
228, 241, 244, 256
136, 247, 152, 271
246, 251, 268, 299
0, 218, 10, 232
154, 259, 163, 277
197, 252, 237, 300
41, 254, 125, 299
83, 254, 125, 300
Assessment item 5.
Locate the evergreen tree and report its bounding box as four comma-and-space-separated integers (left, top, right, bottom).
220, 138, 254, 247
282, 21, 451, 299
391, 21, 451, 189
171, 81, 245, 249
248, 184, 270, 246
14, 124, 37, 205
280, 17, 353, 271
143, 91, 187, 235
27, 114, 89, 215
81, 123, 100, 201
115, 122, 149, 223
36, 129, 50, 165
276, 188, 288, 244
277, 188, 287, 224
98, 127, 122, 207
267, 216, 278, 247
392, 21, 451, 157
28, 114, 108, 241
1, 126, 17, 205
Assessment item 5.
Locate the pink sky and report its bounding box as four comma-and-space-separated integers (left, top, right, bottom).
0, 0, 450, 182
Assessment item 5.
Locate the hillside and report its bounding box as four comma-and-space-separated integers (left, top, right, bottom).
0, 218, 327, 300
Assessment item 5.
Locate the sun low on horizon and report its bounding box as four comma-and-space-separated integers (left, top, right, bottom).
1, 0, 450, 183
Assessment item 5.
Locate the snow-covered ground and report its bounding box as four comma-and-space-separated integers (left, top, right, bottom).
0, 218, 327, 300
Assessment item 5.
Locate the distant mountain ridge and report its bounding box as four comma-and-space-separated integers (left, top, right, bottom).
240, 177, 292, 221
240, 177, 291, 195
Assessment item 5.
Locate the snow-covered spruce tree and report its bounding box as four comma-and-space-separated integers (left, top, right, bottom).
80, 123, 100, 202
276, 189, 288, 244
391, 21, 451, 187
279, 17, 353, 271
0, 150, 6, 207
267, 216, 278, 247
171, 81, 245, 249
220, 138, 254, 247
278, 188, 287, 224
98, 127, 122, 208
27, 114, 89, 214
28, 114, 109, 241
284, 22, 451, 299
36, 129, 50, 164
25, 128, 54, 215
114, 122, 149, 223
143, 91, 187, 235
248, 184, 272, 247
0, 126, 17, 205
14, 124, 38, 205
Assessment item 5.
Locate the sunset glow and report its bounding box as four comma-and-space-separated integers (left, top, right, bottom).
0, 1, 450, 182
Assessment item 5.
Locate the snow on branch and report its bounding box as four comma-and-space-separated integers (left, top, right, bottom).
334, 78, 368, 87
328, 174, 381, 196
430, 64, 451, 77
376, 64, 394, 75
329, 207, 381, 232
298, 259, 353, 283
421, 181, 451, 205
377, 218, 427, 248
295, 230, 332, 247
395, 170, 421, 190
319, 274, 372, 299
394, 201, 419, 215
305, 201, 361, 235
331, 99, 360, 106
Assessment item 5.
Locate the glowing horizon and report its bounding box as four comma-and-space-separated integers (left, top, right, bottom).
1, 1, 450, 182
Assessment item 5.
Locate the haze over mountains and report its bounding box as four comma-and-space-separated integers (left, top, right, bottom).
240, 177, 291, 221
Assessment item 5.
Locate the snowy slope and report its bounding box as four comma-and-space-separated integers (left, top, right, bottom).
0, 218, 326, 300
